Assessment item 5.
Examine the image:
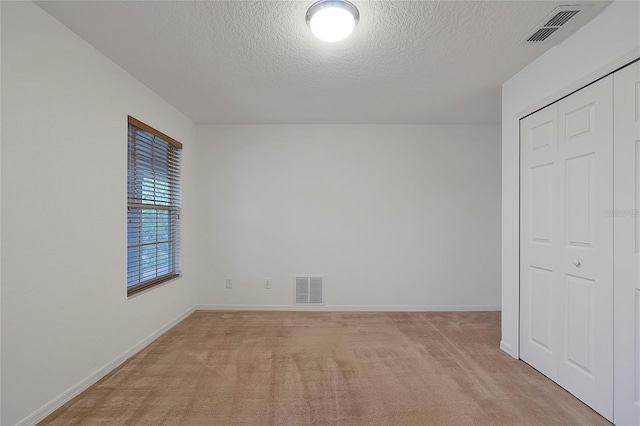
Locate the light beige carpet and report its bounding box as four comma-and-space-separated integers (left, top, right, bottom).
41, 311, 609, 425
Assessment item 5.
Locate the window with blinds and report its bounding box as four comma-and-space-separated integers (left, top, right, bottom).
127, 116, 182, 296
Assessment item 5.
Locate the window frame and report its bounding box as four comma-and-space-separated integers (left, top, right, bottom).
127, 116, 183, 296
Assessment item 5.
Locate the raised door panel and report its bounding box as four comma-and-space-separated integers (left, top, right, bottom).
531, 119, 555, 152
564, 274, 595, 377
565, 154, 595, 248
529, 267, 553, 352
635, 289, 640, 407
557, 75, 613, 421
531, 164, 553, 244
613, 60, 640, 426
565, 102, 595, 142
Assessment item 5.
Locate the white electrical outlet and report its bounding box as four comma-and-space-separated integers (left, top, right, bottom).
226, 279, 232, 289
264, 279, 271, 289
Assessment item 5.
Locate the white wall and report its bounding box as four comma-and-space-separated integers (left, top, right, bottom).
501, 0, 640, 357
195, 125, 501, 310
1, 2, 197, 424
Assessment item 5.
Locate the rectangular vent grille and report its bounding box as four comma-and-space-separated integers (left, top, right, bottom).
527, 27, 559, 43
295, 275, 323, 305
544, 10, 579, 27
521, 6, 584, 44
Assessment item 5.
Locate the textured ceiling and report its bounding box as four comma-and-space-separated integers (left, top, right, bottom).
37, 1, 611, 124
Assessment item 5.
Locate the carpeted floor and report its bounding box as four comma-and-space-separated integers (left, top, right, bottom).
41, 311, 609, 425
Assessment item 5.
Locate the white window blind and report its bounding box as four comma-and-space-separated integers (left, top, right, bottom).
127, 116, 182, 295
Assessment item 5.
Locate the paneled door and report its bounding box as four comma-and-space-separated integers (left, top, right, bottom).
520, 75, 614, 421
520, 102, 559, 381
613, 60, 640, 426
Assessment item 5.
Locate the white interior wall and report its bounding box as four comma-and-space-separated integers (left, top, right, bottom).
501, 0, 640, 357
1, 2, 197, 424
194, 125, 501, 310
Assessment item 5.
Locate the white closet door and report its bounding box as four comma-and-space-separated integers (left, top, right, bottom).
614, 60, 640, 426
520, 75, 614, 421
556, 75, 613, 420
520, 103, 559, 380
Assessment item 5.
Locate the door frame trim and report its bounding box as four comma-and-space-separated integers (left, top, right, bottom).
503, 47, 640, 360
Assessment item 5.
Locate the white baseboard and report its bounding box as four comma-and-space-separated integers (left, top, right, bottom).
17, 306, 196, 426
195, 304, 501, 312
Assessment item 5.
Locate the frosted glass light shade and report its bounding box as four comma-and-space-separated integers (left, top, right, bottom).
306, 0, 359, 43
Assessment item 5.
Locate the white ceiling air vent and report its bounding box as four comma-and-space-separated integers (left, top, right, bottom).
295, 275, 324, 305
521, 5, 589, 44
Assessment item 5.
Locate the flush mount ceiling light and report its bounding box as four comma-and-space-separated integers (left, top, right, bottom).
306, 0, 360, 42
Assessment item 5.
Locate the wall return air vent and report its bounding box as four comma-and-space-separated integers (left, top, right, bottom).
521, 5, 587, 44
295, 275, 324, 305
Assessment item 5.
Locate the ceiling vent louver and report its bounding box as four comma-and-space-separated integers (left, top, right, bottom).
521, 6, 588, 44
544, 10, 580, 27
527, 28, 559, 43
295, 275, 324, 305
